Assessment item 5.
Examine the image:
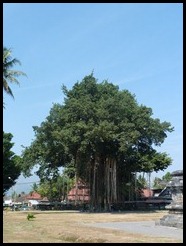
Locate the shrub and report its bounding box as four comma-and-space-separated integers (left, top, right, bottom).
27, 213, 36, 220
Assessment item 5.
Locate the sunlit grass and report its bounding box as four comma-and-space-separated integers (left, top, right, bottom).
3, 210, 182, 243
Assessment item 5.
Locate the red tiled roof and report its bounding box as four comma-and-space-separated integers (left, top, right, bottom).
26, 191, 42, 200
141, 188, 153, 197
67, 180, 90, 201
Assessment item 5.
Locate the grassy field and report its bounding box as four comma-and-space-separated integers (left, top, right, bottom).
3, 210, 182, 243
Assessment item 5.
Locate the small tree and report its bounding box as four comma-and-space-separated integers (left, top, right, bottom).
3, 132, 21, 195
152, 172, 172, 189
36, 174, 73, 202
153, 177, 164, 189
162, 172, 172, 183
30, 183, 39, 193
137, 174, 148, 189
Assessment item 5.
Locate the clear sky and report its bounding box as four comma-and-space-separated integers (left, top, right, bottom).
3, 3, 183, 194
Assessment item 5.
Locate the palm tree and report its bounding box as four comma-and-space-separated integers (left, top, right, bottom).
3, 47, 27, 104
31, 182, 39, 193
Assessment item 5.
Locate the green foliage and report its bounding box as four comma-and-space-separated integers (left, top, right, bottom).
30, 183, 38, 193
152, 171, 172, 189
21, 73, 174, 208
153, 177, 163, 189
3, 132, 21, 195
27, 213, 36, 220
3, 47, 27, 105
35, 173, 74, 201
137, 174, 148, 188
162, 172, 172, 182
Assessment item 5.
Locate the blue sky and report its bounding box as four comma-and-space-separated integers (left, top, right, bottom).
3, 3, 183, 194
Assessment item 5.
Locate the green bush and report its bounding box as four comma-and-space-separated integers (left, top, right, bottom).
27, 213, 36, 220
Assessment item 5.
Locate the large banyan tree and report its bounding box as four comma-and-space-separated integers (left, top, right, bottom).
21, 73, 173, 211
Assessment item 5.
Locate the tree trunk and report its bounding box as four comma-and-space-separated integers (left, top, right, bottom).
75, 154, 78, 205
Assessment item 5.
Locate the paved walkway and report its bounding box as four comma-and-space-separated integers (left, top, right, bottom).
87, 221, 183, 241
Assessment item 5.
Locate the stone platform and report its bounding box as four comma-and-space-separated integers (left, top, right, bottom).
156, 170, 183, 229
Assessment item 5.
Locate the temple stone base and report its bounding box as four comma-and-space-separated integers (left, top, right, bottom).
156, 213, 183, 229
156, 170, 183, 229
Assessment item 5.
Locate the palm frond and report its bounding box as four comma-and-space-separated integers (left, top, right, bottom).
3, 46, 27, 102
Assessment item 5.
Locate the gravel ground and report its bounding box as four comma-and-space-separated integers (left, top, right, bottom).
87, 221, 183, 241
